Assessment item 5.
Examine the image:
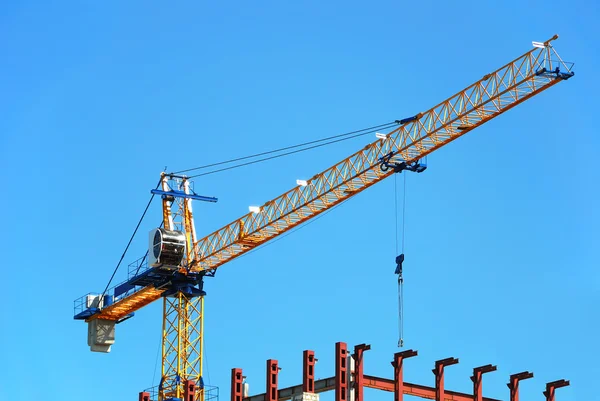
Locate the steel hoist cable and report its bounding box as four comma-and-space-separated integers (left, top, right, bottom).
394, 173, 407, 348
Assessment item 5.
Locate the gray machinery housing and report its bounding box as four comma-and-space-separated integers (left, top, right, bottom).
148, 228, 186, 268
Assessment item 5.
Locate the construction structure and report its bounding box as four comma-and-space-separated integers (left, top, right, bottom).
74, 35, 575, 401
223, 342, 570, 401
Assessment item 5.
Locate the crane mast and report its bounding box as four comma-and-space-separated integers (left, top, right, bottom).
157, 175, 206, 401
74, 36, 574, 401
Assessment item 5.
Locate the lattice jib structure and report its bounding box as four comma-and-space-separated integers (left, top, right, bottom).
190, 35, 573, 273
81, 36, 573, 323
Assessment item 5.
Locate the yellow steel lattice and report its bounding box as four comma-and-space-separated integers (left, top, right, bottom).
160, 294, 204, 401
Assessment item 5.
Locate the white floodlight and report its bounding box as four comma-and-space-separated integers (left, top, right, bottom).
375, 132, 388, 139
249, 206, 261, 214
296, 179, 308, 186
532, 41, 545, 49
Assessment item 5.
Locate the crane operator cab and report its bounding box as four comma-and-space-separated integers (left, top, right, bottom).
148, 227, 187, 269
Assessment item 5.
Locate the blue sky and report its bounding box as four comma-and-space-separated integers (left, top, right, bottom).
1, 1, 598, 400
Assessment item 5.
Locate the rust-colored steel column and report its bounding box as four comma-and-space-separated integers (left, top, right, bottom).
432, 357, 459, 401
231, 368, 244, 401
543, 379, 570, 401
354, 344, 371, 401
507, 371, 533, 401
138, 392, 150, 401
392, 349, 418, 401
266, 359, 279, 401
335, 342, 348, 401
303, 350, 316, 393
184, 379, 197, 401
471, 364, 497, 401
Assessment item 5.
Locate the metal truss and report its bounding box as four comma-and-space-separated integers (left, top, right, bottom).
160, 294, 204, 401
189, 35, 573, 274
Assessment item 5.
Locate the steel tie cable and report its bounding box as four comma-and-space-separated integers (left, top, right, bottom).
172, 121, 399, 175
188, 127, 394, 179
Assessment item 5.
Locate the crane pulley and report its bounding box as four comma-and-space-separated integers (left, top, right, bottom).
380, 151, 427, 173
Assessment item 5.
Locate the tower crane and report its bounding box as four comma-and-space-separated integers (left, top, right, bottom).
74, 36, 574, 401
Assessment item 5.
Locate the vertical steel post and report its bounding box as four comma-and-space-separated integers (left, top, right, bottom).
471, 365, 497, 401
231, 368, 244, 401
266, 359, 279, 401
185, 380, 197, 401
543, 379, 570, 401
353, 344, 371, 401
139, 392, 150, 401
303, 350, 316, 393
507, 371, 533, 401
432, 357, 459, 401
161, 174, 174, 229
392, 350, 418, 401
183, 179, 199, 255
335, 342, 348, 401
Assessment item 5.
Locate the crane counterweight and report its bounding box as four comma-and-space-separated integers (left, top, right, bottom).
149, 228, 187, 269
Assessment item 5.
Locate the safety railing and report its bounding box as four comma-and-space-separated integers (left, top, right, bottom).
73, 254, 153, 319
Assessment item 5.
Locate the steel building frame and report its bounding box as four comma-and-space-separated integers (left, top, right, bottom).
228, 342, 569, 401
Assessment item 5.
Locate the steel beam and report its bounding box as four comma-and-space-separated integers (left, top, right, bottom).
353, 344, 371, 401
543, 379, 570, 401
432, 358, 459, 401
266, 359, 279, 401
392, 350, 418, 401
151, 188, 218, 203
362, 375, 501, 401
335, 342, 348, 401
232, 369, 244, 401
243, 374, 502, 401
507, 371, 533, 401
184, 379, 197, 401
303, 350, 316, 393
471, 365, 497, 401
244, 377, 336, 401
138, 392, 150, 401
